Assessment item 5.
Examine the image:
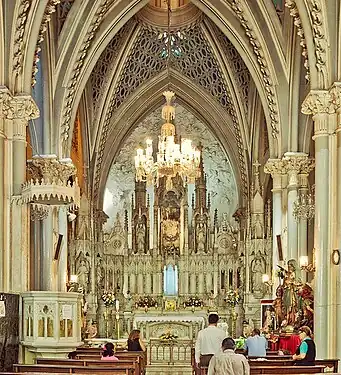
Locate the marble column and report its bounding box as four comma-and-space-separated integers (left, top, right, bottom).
5, 94, 39, 291
58, 207, 68, 292
302, 90, 334, 358
264, 160, 284, 295
336, 109, 341, 359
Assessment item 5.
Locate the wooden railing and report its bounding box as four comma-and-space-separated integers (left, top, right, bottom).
149, 338, 193, 365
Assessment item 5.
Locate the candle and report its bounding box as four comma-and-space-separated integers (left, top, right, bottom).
115, 300, 119, 312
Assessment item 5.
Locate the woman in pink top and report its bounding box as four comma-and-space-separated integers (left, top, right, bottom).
101, 342, 119, 361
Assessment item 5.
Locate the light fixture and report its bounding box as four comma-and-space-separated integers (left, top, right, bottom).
134, 0, 200, 189
299, 255, 315, 272
262, 274, 273, 287
70, 275, 78, 283
332, 250, 340, 265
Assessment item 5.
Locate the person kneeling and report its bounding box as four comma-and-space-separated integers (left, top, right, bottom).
101, 342, 119, 361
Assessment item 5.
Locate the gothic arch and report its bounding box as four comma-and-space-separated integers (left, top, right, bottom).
94, 73, 245, 211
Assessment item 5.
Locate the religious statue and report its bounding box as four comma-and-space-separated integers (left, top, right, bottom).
282, 259, 302, 325
250, 252, 266, 293
96, 258, 105, 292
136, 220, 146, 253
253, 214, 263, 239
124, 290, 133, 311
263, 307, 273, 333
208, 290, 216, 309
196, 222, 206, 253
86, 320, 98, 339
77, 258, 90, 293
272, 285, 284, 329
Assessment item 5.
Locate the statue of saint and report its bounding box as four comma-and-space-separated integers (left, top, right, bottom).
124, 290, 133, 311
273, 285, 284, 328
86, 320, 98, 339
136, 221, 146, 253
251, 252, 266, 293
208, 290, 216, 309
196, 222, 206, 253
282, 259, 302, 325
77, 258, 89, 293
263, 307, 273, 333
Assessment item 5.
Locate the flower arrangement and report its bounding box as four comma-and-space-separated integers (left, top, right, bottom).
101, 291, 116, 307
225, 289, 240, 307
135, 295, 158, 308
183, 296, 203, 308
160, 331, 178, 341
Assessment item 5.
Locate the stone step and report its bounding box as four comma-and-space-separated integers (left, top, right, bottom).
146, 363, 193, 375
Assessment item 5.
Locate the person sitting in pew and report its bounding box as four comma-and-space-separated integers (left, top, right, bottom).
244, 329, 267, 357
208, 337, 250, 375
127, 329, 146, 352
101, 342, 119, 361
292, 326, 316, 366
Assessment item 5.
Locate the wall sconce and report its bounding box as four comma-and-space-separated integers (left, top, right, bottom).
299, 256, 315, 272
262, 274, 273, 287
332, 250, 340, 265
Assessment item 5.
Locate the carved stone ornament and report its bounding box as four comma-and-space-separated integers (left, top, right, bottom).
282, 154, 315, 186
12, 0, 31, 76
1, 93, 40, 121
60, 0, 110, 148
23, 156, 80, 207
229, 0, 279, 138
301, 90, 334, 116
32, 0, 61, 86
285, 0, 310, 81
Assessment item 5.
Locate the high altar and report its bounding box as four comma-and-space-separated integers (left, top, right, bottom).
71, 152, 246, 339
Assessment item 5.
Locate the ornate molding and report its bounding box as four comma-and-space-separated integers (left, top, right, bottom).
12, 0, 32, 76
3, 95, 40, 120
282, 153, 314, 186
264, 159, 286, 176
60, 0, 110, 150
229, 0, 279, 137
301, 90, 334, 116
32, 0, 61, 86
25, 156, 80, 206
285, 0, 310, 81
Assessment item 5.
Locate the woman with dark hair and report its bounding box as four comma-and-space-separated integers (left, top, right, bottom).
101, 342, 119, 361
292, 326, 316, 366
127, 329, 146, 352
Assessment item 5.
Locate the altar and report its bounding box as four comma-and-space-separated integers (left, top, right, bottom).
133, 313, 206, 340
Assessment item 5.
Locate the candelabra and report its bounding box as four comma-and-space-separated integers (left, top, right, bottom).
292, 191, 315, 221
115, 300, 120, 339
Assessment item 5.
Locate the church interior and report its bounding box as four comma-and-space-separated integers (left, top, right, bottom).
1, 0, 341, 374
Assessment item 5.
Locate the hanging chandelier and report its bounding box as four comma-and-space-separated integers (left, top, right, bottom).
134, 0, 200, 188
135, 90, 200, 188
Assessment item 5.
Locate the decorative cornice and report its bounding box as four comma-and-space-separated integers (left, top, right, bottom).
229, 0, 279, 138
12, 0, 32, 76
285, 0, 310, 81
60, 0, 110, 150
32, 0, 61, 86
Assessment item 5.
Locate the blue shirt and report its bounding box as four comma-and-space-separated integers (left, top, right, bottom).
300, 337, 312, 354
245, 335, 267, 357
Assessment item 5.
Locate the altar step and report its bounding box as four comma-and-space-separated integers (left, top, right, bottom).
146, 363, 193, 375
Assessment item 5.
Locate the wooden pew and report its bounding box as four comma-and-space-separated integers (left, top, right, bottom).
36, 358, 140, 375
14, 364, 135, 375
198, 365, 326, 375
249, 359, 338, 372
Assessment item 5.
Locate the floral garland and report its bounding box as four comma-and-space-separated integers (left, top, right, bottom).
183, 296, 203, 308
160, 331, 178, 341
101, 291, 116, 307
135, 295, 158, 308
225, 289, 240, 307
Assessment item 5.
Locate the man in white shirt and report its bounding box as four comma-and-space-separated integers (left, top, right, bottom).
195, 313, 226, 368
244, 328, 267, 357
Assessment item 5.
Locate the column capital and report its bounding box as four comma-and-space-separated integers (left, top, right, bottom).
0, 88, 39, 121
264, 158, 285, 175
282, 153, 314, 188
301, 90, 335, 116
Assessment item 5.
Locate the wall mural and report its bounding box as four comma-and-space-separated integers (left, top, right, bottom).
104, 104, 238, 230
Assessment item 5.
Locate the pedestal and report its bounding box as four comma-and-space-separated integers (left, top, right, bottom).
21, 291, 83, 363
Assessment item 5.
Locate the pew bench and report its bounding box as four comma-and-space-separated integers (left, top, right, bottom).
198, 365, 326, 375
249, 359, 338, 373
13, 364, 135, 375
36, 358, 140, 375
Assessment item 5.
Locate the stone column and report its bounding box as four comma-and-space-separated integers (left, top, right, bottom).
302, 89, 335, 358
3, 93, 39, 291
264, 159, 284, 294
58, 207, 68, 292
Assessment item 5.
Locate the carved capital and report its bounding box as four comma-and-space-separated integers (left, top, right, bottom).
264, 159, 285, 176
282, 153, 314, 187
301, 90, 334, 116
3, 95, 39, 121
